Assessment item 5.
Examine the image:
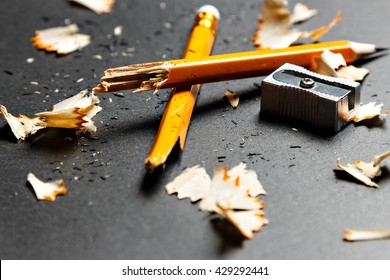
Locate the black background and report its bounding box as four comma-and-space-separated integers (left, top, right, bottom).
1, 0, 389, 259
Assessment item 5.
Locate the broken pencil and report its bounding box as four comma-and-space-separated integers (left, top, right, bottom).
144, 5, 220, 171
94, 41, 386, 93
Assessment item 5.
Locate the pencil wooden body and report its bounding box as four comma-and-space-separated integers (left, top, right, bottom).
161, 41, 356, 88
95, 40, 375, 93
145, 7, 219, 170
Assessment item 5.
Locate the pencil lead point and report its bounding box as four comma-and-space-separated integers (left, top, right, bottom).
375, 47, 389, 53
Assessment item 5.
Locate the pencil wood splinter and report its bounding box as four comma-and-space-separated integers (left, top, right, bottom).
94, 41, 386, 94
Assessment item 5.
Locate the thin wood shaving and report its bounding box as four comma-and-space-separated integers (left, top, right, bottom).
227, 162, 266, 196
313, 50, 369, 81
0, 90, 101, 140
336, 65, 369, 81
27, 173, 67, 201
301, 11, 342, 42
291, 3, 318, 23
219, 209, 268, 239
253, 0, 341, 49
165, 163, 267, 239
224, 90, 240, 108
165, 165, 211, 202
32, 24, 90, 55
336, 151, 390, 188
344, 229, 390, 241
353, 102, 387, 122
69, 0, 115, 14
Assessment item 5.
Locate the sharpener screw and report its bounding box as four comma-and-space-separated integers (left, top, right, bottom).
300, 78, 315, 88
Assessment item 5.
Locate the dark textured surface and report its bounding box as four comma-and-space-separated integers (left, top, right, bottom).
0, 0, 390, 259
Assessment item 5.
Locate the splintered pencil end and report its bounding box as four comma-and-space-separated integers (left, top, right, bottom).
93, 83, 107, 93
94, 61, 174, 93
145, 154, 170, 173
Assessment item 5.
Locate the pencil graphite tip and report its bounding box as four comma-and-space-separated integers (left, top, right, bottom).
349, 41, 388, 60
375, 47, 389, 53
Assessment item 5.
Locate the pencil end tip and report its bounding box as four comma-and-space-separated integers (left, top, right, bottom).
197, 5, 220, 20
145, 158, 160, 173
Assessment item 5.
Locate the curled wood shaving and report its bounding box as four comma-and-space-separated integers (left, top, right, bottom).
336, 65, 369, 81
253, 0, 341, 49
0, 90, 101, 140
227, 162, 266, 196
219, 209, 269, 239
291, 3, 318, 23
313, 50, 369, 81
37, 90, 101, 133
336, 151, 390, 188
27, 173, 67, 201
317, 49, 346, 71
301, 11, 342, 42
0, 106, 45, 140
166, 163, 267, 239
32, 24, 90, 55
224, 90, 240, 108
344, 229, 390, 241
353, 102, 387, 122
69, 0, 115, 14
165, 165, 211, 202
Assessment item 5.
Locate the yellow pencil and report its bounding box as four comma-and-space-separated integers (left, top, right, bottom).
94, 41, 385, 93
144, 5, 220, 171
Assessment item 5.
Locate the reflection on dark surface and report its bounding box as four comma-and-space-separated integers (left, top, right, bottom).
28, 128, 80, 154
0, 125, 18, 143
352, 53, 388, 68
140, 141, 182, 197
259, 111, 338, 138
210, 216, 245, 255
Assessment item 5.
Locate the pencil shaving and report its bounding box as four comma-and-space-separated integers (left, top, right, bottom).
353, 102, 387, 122
166, 163, 267, 239
344, 229, 390, 241
0, 106, 45, 140
0, 90, 101, 140
336, 65, 369, 81
37, 90, 101, 133
227, 162, 266, 196
165, 165, 211, 202
253, 0, 341, 49
336, 151, 390, 187
318, 50, 346, 70
32, 24, 90, 55
291, 3, 318, 23
69, 0, 115, 14
198, 165, 265, 214
313, 50, 369, 81
301, 11, 342, 42
219, 208, 268, 239
224, 90, 240, 108
27, 173, 67, 201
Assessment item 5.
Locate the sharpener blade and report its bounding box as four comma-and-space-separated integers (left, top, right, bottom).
261, 63, 361, 132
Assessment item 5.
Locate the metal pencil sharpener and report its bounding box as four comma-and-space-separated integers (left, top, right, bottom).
261, 63, 361, 132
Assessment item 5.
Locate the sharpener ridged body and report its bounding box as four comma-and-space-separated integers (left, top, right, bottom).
261, 63, 361, 132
